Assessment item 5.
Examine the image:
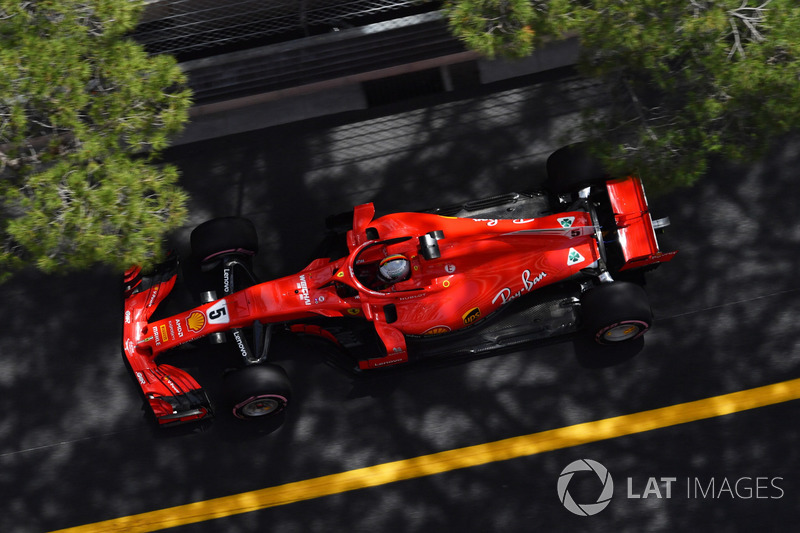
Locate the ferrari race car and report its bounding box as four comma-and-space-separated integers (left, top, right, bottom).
122, 145, 676, 427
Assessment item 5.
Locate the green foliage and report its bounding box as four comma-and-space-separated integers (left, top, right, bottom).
4, 157, 187, 274
443, 0, 548, 59
558, 0, 800, 190
0, 0, 191, 281
445, 0, 800, 191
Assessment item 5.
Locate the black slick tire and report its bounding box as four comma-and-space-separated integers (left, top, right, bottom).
546, 143, 608, 195
191, 217, 259, 264
223, 364, 292, 420
580, 282, 652, 345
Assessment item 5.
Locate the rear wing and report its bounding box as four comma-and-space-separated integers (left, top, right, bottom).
606, 177, 677, 272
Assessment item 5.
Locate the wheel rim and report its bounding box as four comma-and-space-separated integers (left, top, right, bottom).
234, 395, 285, 418
601, 323, 643, 342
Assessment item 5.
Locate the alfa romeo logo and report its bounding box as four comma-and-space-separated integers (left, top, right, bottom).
567, 248, 585, 266
557, 459, 614, 516
557, 216, 575, 228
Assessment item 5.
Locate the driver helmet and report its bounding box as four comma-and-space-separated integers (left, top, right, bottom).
377, 254, 411, 284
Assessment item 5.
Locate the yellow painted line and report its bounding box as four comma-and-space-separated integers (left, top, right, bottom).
52, 377, 800, 533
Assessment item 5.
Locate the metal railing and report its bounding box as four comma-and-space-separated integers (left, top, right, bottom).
136, 0, 440, 58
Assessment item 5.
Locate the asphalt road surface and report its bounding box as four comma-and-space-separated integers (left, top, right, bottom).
1, 70, 799, 532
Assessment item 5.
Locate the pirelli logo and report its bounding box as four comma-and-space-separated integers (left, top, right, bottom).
462, 307, 481, 325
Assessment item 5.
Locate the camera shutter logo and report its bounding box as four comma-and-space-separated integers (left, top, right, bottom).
557, 459, 614, 516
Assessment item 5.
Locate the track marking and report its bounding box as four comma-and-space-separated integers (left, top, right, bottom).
52, 377, 800, 533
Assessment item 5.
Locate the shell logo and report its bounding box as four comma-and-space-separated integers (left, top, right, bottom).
186, 311, 206, 332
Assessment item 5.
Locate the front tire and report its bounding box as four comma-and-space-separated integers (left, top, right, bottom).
223, 364, 292, 420
191, 217, 259, 264
580, 282, 652, 345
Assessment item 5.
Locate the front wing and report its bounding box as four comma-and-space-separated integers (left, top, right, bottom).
122, 260, 213, 426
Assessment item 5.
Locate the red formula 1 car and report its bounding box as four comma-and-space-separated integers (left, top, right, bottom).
122, 145, 676, 427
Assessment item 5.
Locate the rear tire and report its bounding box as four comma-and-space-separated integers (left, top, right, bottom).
223, 364, 292, 420
546, 143, 608, 195
580, 282, 652, 345
191, 217, 258, 264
